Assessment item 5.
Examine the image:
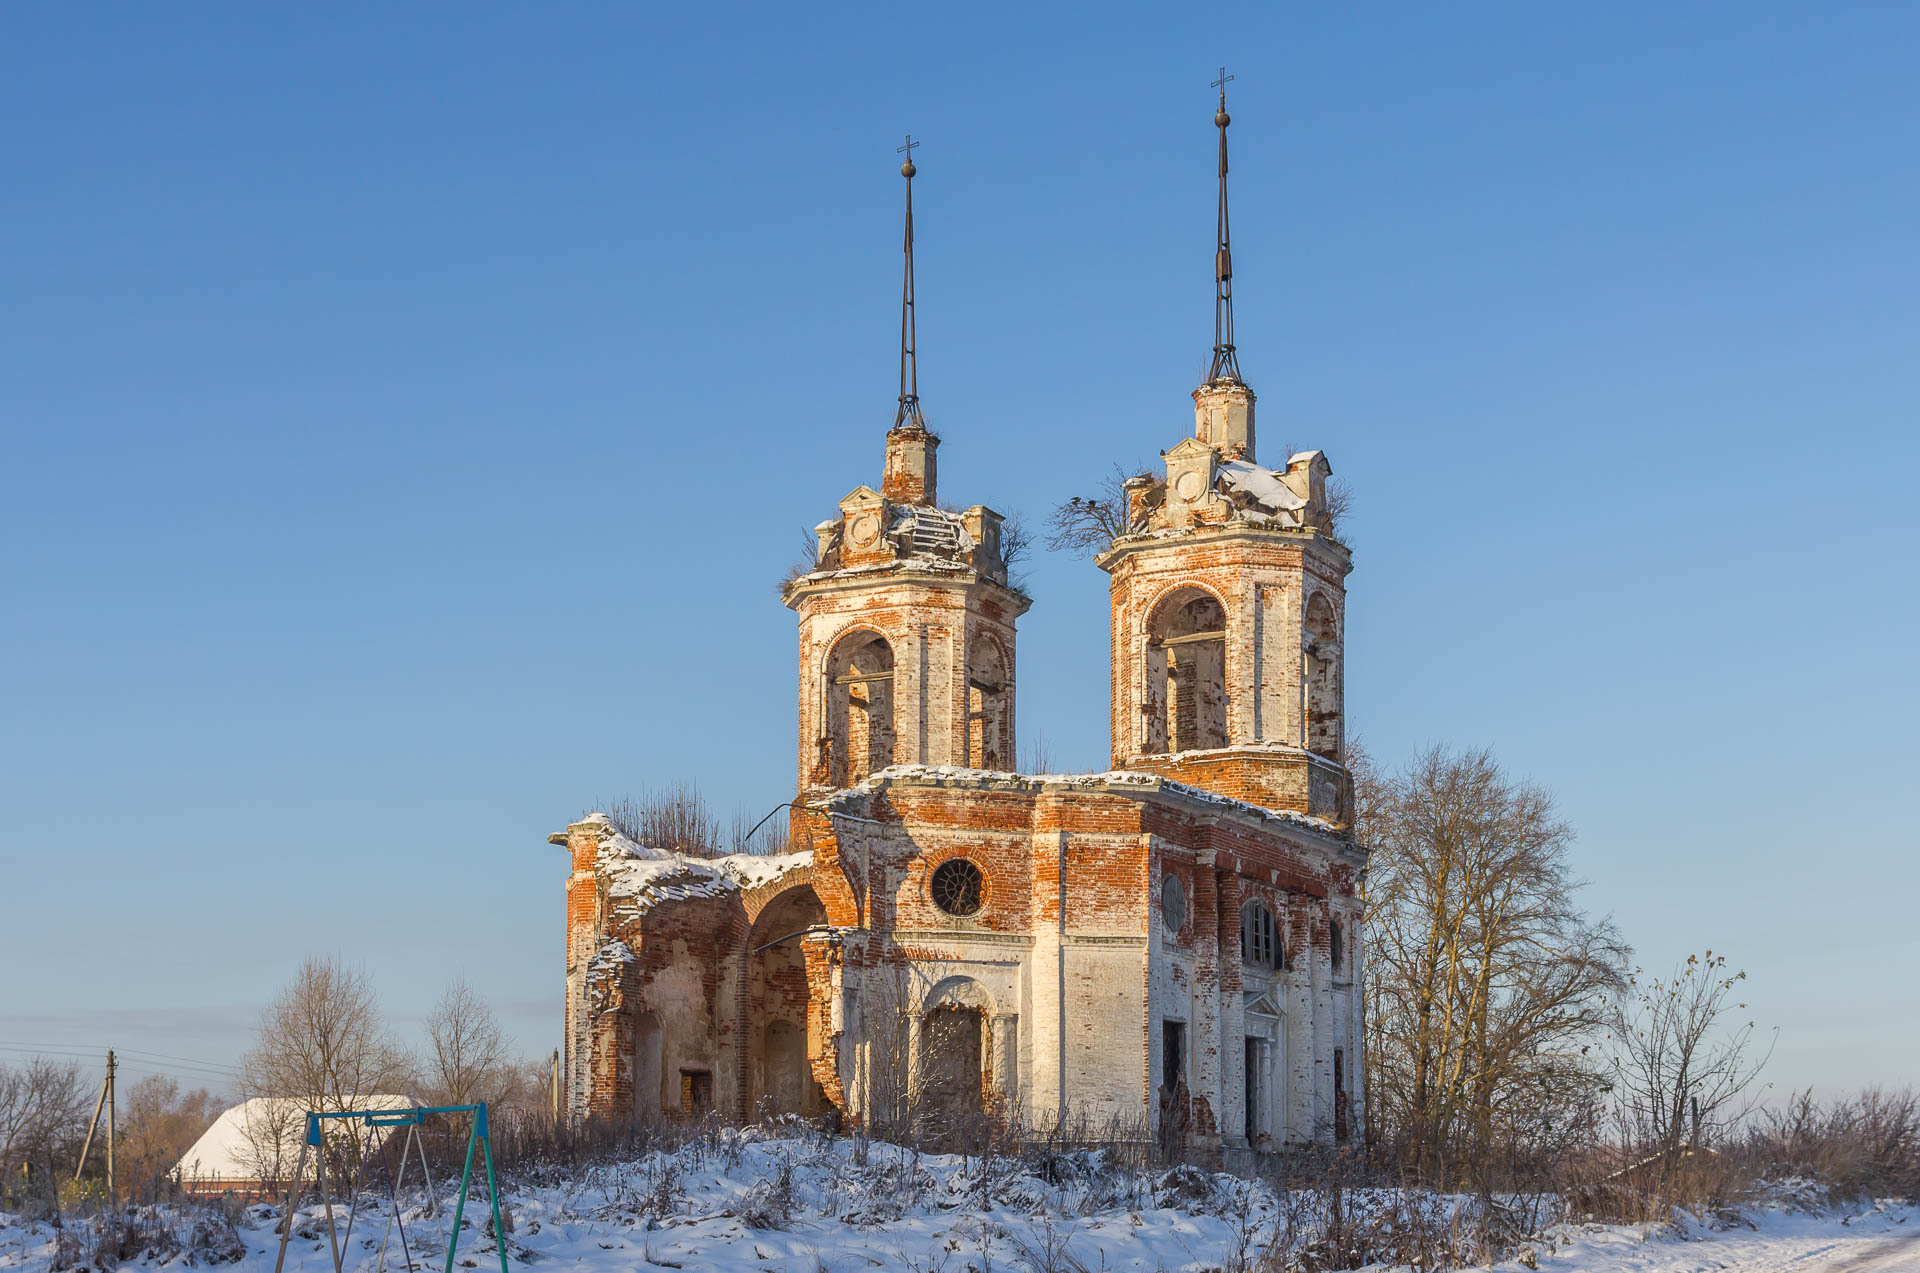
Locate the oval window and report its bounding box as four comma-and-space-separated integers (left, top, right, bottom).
1161, 874, 1188, 935
930, 858, 984, 917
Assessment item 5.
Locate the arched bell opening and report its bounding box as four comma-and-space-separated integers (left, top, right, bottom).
1144, 587, 1228, 754
965, 636, 1010, 771
822, 630, 896, 786
1303, 593, 1341, 762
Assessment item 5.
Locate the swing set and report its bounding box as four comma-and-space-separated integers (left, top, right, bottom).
271, 1103, 510, 1273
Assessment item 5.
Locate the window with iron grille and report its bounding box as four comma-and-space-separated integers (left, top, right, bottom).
931, 858, 984, 917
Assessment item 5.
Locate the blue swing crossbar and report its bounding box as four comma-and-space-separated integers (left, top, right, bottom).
303, 1104, 491, 1145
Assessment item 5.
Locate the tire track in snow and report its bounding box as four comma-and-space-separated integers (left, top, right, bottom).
1812, 1229, 1920, 1272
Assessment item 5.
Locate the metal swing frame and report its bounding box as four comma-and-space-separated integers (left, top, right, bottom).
271, 1103, 510, 1273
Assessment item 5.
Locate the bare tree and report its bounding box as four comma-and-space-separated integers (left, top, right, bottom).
118, 1075, 219, 1200
1609, 951, 1773, 1154
490, 1057, 561, 1120
0, 1057, 90, 1187
239, 956, 412, 1116
1363, 745, 1629, 1181
601, 782, 723, 857
423, 977, 514, 1107
1046, 463, 1150, 554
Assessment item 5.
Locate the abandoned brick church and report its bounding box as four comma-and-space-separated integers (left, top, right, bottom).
553, 89, 1368, 1162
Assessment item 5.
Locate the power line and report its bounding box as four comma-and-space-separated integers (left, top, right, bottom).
0, 1039, 240, 1069
0, 1042, 239, 1082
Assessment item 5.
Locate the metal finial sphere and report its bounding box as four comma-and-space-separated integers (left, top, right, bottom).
1216, 109, 1230, 128
901, 160, 916, 178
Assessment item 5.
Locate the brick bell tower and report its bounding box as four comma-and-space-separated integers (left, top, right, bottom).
1097, 79, 1354, 826
783, 138, 1031, 795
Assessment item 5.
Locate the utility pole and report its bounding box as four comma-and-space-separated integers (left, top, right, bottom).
549, 1049, 559, 1121
73, 1049, 118, 1200
106, 1050, 116, 1203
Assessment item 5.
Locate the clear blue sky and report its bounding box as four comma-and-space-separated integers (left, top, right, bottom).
3, 3, 1915, 1102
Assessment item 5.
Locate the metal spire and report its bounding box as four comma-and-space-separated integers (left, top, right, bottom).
894, 134, 925, 430
1208, 68, 1242, 384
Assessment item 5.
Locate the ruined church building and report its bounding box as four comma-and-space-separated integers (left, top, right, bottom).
555, 83, 1368, 1163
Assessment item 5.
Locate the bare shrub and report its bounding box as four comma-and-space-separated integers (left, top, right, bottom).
599, 783, 723, 857
1739, 1087, 1920, 1202
736, 1146, 798, 1228
782, 525, 824, 592
1045, 463, 1150, 554
998, 511, 1033, 592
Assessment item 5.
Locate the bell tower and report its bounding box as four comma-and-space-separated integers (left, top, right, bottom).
783, 138, 1031, 794
1097, 75, 1354, 825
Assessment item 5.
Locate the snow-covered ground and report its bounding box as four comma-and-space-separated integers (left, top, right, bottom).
0, 1132, 1911, 1273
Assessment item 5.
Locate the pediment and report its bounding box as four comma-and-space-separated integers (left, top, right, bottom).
1243, 990, 1284, 1019
838, 485, 885, 513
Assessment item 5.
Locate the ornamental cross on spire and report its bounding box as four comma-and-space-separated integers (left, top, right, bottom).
894, 134, 925, 430
1208, 68, 1242, 384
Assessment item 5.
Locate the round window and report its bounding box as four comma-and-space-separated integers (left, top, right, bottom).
1161, 874, 1188, 935
930, 858, 984, 917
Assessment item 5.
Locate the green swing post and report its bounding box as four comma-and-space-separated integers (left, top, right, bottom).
444, 1112, 478, 1273
480, 1105, 510, 1273
442, 1102, 509, 1273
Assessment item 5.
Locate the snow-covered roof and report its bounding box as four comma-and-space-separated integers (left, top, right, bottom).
586, 816, 814, 916
1216, 458, 1306, 514
175, 1095, 417, 1183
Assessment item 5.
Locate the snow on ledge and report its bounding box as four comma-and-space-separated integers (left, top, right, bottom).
584, 815, 814, 915
712, 850, 814, 893
826, 764, 1347, 838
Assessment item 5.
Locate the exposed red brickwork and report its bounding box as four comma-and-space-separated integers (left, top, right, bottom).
560, 380, 1368, 1153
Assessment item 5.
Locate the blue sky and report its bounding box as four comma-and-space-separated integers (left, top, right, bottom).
2, 3, 1915, 1101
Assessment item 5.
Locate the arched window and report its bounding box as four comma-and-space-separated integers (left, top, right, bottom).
1303, 593, 1342, 762
1145, 587, 1228, 754
1240, 899, 1280, 970
1330, 918, 1344, 971
966, 637, 1010, 771
823, 630, 896, 787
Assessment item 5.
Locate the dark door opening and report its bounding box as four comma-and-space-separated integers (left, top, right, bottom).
1333, 1048, 1348, 1143
1161, 1021, 1187, 1093
921, 1005, 985, 1132
680, 1069, 713, 1117
1244, 1037, 1261, 1142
